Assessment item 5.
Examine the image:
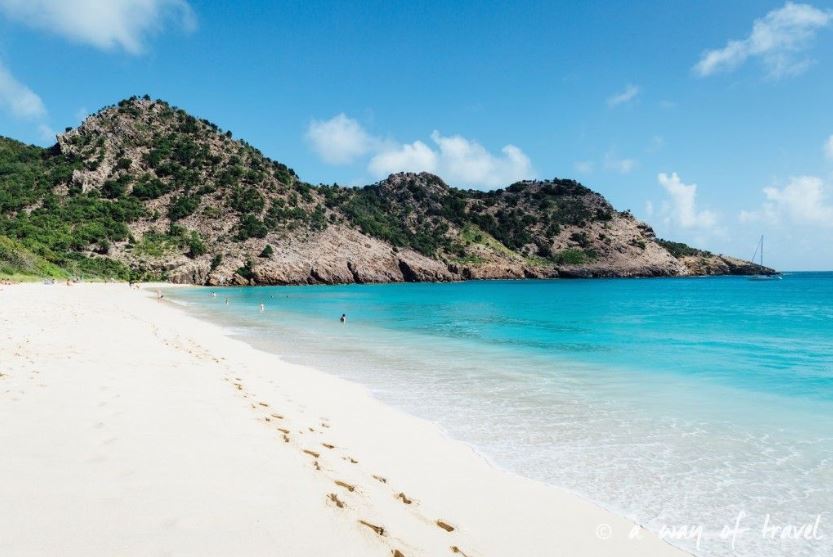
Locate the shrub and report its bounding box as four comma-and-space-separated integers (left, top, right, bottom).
101, 176, 130, 198
168, 195, 200, 221
131, 175, 170, 200
553, 248, 590, 265
231, 187, 265, 214
236, 260, 255, 280
238, 215, 268, 239
186, 232, 206, 258
259, 244, 274, 258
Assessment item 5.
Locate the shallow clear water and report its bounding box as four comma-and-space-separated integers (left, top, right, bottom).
167, 273, 833, 557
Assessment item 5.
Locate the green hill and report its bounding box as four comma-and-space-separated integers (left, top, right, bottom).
0, 96, 773, 283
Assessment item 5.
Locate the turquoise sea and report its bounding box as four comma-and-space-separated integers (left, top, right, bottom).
167, 273, 833, 557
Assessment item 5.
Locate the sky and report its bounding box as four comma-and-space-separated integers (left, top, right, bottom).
1, 1, 832, 270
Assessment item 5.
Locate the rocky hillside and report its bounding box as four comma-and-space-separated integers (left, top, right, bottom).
0, 96, 773, 283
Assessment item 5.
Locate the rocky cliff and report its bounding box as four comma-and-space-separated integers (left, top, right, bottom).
0, 96, 774, 283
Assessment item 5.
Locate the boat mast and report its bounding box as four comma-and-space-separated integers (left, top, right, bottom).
760, 235, 764, 267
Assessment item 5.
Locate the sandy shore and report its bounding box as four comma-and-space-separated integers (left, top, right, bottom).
0, 283, 687, 556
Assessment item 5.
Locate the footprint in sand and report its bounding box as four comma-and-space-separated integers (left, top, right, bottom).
436, 520, 455, 532
327, 493, 345, 508
358, 520, 385, 536
396, 492, 413, 505
334, 480, 355, 492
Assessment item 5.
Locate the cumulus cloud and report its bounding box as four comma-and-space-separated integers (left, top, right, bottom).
825, 135, 833, 160
657, 172, 718, 230
740, 175, 833, 227
607, 84, 640, 107
0, 61, 46, 119
305, 113, 377, 165
367, 140, 437, 177
306, 115, 534, 189
694, 2, 832, 78
0, 0, 196, 55
369, 131, 533, 189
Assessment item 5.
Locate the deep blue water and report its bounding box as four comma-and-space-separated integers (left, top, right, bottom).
167, 273, 833, 557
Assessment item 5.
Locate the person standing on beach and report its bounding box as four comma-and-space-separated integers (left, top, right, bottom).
340, 313, 347, 323
260, 303, 265, 312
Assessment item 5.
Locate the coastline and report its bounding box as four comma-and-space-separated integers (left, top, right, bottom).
0, 282, 688, 556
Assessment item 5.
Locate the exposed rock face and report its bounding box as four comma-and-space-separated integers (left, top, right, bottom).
11, 96, 775, 284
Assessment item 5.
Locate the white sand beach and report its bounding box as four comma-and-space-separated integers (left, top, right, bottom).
0, 283, 688, 556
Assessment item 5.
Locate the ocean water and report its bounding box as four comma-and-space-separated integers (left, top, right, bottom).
166, 273, 833, 557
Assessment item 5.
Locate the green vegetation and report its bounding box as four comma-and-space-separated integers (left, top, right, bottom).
131, 174, 171, 200
552, 248, 594, 265
657, 239, 709, 258
0, 96, 688, 282
168, 194, 200, 221
236, 260, 255, 281
0, 235, 67, 278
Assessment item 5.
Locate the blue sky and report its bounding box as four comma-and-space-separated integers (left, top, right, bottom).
1, 1, 832, 270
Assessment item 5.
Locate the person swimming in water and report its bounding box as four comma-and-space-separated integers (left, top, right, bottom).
340, 313, 347, 323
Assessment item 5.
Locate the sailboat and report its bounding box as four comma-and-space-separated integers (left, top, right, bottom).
748, 235, 781, 281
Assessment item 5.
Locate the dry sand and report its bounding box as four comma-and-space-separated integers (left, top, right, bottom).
0, 283, 689, 556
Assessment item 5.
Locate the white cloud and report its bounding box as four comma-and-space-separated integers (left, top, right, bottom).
694, 2, 832, 78
306, 114, 534, 189
0, 0, 196, 55
368, 140, 437, 177
603, 152, 637, 174
305, 113, 376, 165
741, 175, 833, 227
0, 61, 46, 119
607, 84, 640, 107
824, 135, 833, 160
369, 131, 533, 189
657, 172, 718, 230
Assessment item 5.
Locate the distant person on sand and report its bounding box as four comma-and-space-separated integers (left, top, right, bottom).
340, 314, 347, 323
225, 298, 229, 305
260, 303, 265, 312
